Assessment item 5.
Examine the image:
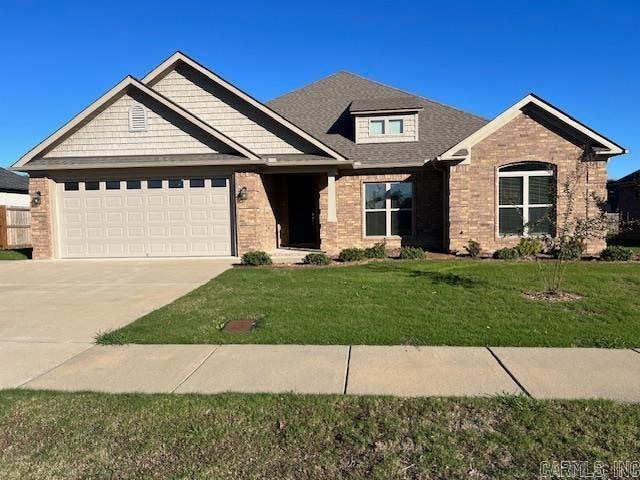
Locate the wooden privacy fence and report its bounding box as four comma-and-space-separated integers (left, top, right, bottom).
0, 205, 31, 249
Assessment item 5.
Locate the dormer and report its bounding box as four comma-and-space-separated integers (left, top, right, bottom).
350, 97, 422, 144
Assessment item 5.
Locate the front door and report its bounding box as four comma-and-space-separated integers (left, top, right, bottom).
288, 175, 318, 248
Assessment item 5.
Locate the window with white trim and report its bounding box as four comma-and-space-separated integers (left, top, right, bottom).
498, 162, 555, 236
128, 103, 147, 131
369, 118, 404, 136
364, 182, 413, 237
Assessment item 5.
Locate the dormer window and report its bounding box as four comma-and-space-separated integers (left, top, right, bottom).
128, 103, 147, 132
369, 118, 404, 136
351, 98, 421, 144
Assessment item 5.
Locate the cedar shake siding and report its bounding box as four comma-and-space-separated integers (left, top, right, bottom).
43, 93, 222, 158
152, 66, 316, 155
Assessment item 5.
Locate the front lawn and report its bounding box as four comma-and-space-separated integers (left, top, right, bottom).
0, 390, 638, 479
106, 260, 640, 347
0, 249, 30, 260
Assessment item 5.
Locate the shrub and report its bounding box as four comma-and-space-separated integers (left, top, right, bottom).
338, 248, 366, 262
241, 250, 272, 266
516, 238, 543, 257
465, 239, 481, 257
364, 241, 387, 259
399, 246, 425, 260
554, 237, 584, 261
600, 245, 633, 261
493, 247, 520, 260
303, 252, 331, 266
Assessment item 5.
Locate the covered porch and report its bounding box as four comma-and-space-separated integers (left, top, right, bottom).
233, 170, 338, 255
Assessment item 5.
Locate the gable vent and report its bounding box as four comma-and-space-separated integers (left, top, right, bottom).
128, 103, 147, 132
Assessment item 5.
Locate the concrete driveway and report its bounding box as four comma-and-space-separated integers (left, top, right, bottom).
0, 259, 232, 343
0, 258, 232, 389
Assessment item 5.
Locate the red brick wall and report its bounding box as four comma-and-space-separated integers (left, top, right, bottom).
28, 176, 54, 260
448, 112, 608, 254
233, 171, 278, 253
319, 167, 444, 255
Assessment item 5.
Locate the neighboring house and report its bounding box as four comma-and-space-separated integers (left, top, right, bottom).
12, 52, 626, 260
0, 168, 29, 207
607, 169, 640, 238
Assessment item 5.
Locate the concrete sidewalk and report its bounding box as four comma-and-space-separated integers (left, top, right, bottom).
9, 344, 640, 402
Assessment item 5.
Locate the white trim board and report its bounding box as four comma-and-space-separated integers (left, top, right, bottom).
142, 51, 347, 162
437, 93, 626, 162
12, 76, 260, 170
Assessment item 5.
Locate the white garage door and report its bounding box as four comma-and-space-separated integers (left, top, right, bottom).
56, 177, 232, 258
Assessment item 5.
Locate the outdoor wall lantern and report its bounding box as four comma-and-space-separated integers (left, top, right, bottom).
237, 186, 248, 202
31, 191, 42, 207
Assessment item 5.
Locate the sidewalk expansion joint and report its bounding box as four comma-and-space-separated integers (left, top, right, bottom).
342, 345, 352, 395
17, 343, 96, 389
171, 345, 219, 393
486, 347, 530, 397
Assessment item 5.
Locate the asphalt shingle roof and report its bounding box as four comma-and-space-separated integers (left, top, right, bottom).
267, 71, 488, 166
349, 97, 423, 113
0, 168, 28, 192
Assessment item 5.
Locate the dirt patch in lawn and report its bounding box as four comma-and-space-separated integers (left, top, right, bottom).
523, 291, 583, 302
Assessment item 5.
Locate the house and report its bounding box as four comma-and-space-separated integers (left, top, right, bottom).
0, 168, 29, 207
607, 169, 640, 238
12, 52, 626, 260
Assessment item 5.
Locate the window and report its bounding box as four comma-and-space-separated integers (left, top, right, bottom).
211, 178, 227, 188
369, 118, 404, 136
84, 181, 99, 191
168, 179, 184, 189
105, 180, 120, 190
498, 162, 555, 236
128, 104, 147, 131
190, 179, 205, 188
388, 119, 404, 134
370, 120, 385, 135
64, 182, 79, 191
126, 180, 141, 190
147, 179, 163, 189
364, 182, 413, 237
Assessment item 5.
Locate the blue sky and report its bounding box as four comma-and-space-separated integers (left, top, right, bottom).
1, 0, 638, 178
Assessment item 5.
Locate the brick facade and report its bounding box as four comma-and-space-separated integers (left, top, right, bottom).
448, 112, 608, 254
28, 176, 54, 260
233, 171, 278, 253
319, 167, 444, 255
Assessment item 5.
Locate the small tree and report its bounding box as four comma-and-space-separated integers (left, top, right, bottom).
530, 148, 608, 295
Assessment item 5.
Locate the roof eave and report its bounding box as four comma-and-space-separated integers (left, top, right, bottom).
142, 51, 348, 162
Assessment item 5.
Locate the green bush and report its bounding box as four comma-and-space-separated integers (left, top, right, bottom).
516, 238, 543, 257
364, 241, 387, 259
554, 237, 584, 261
338, 248, 366, 262
600, 245, 633, 261
241, 250, 273, 266
399, 246, 425, 260
303, 252, 331, 265
493, 247, 520, 260
465, 239, 481, 257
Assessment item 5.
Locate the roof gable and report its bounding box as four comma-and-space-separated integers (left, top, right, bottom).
438, 93, 626, 162
143, 52, 345, 160
13, 76, 259, 170
267, 71, 488, 167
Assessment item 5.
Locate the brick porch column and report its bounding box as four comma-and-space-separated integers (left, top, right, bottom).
234, 171, 277, 254
29, 176, 54, 259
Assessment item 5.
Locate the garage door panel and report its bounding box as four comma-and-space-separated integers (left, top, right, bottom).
56, 177, 232, 258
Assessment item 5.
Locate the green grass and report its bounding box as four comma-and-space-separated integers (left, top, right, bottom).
608, 236, 640, 254
0, 249, 30, 260
108, 260, 640, 347
0, 390, 638, 479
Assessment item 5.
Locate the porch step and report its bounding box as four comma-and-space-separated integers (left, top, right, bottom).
270, 248, 322, 264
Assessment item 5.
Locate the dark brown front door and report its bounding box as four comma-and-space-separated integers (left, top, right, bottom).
288, 175, 319, 248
